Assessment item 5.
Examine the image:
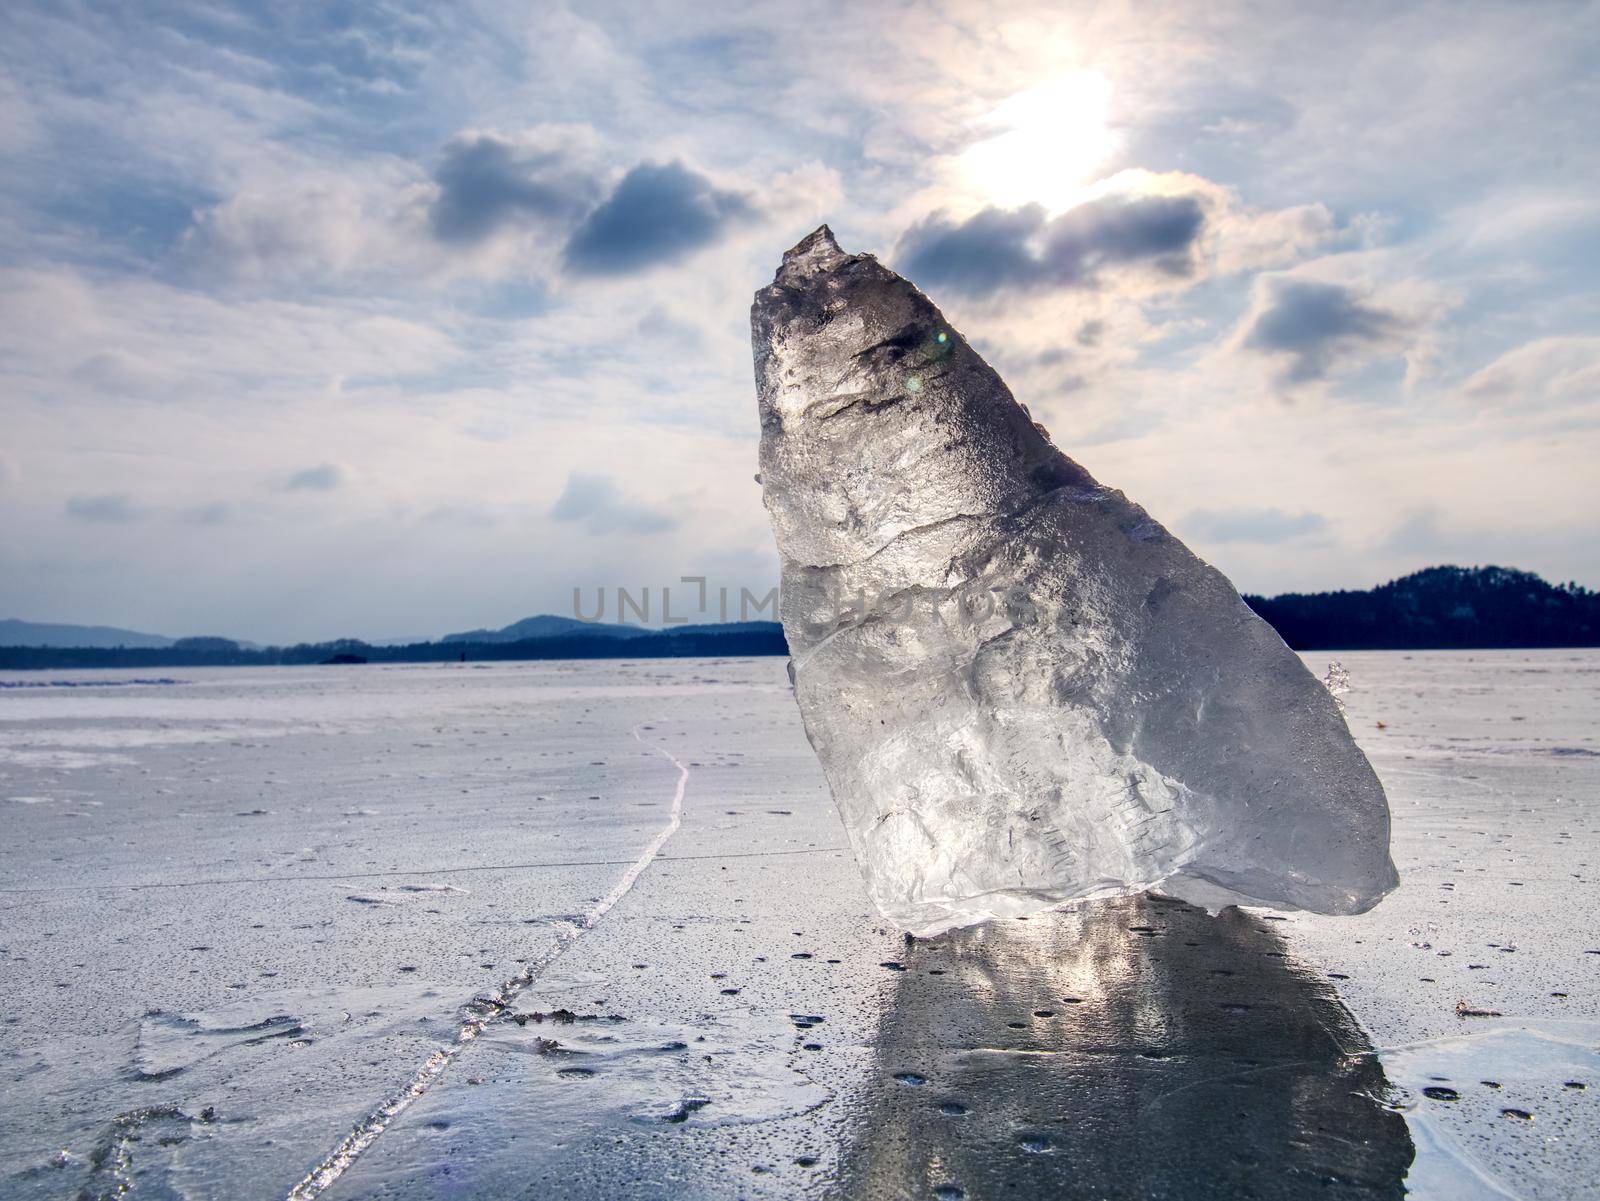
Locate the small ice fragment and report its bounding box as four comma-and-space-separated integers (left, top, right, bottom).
1322, 660, 1352, 714
750, 227, 1398, 936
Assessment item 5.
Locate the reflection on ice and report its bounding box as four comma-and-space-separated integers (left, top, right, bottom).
839, 895, 1414, 1199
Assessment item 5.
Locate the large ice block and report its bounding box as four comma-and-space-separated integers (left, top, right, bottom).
751, 226, 1398, 936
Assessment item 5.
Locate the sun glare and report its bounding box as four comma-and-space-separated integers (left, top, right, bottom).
958, 72, 1117, 214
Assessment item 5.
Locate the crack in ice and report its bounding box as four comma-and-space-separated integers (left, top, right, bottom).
0, 847, 845, 897
283, 723, 690, 1201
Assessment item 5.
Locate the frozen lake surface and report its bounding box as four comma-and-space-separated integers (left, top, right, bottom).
1, 651, 1596, 1199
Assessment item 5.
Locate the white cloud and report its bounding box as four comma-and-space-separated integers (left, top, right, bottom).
182, 169, 437, 284
549, 472, 676, 535
0, 265, 458, 402
1183, 507, 1329, 545
1462, 336, 1600, 415
1212, 202, 1337, 274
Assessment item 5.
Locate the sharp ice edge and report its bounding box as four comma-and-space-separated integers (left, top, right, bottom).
752, 227, 1398, 937
284, 725, 689, 1201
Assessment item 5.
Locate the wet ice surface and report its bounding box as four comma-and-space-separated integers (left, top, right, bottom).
1284, 650, 1600, 1198
0, 652, 1595, 1198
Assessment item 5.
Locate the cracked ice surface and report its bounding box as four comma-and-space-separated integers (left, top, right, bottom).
751, 226, 1398, 935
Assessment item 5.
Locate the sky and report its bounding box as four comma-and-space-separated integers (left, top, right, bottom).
1, 1, 1598, 643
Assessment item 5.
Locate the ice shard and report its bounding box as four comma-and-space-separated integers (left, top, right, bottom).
752, 226, 1398, 936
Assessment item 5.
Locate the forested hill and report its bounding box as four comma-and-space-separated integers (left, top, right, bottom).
3, 566, 1597, 669
0, 626, 789, 670
1244, 566, 1600, 650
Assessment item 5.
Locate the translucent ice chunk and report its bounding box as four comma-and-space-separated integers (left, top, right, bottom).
1322, 660, 1352, 714
751, 227, 1398, 936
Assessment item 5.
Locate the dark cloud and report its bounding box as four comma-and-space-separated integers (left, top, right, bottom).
429, 132, 600, 244
896, 193, 1208, 297
1185, 507, 1328, 544
549, 472, 676, 535
563, 162, 750, 276
65, 493, 141, 523
1241, 278, 1405, 383
285, 463, 345, 492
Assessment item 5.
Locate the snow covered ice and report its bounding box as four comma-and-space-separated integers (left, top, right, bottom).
751, 226, 1399, 935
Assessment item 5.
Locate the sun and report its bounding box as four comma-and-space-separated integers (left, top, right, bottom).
957, 72, 1117, 214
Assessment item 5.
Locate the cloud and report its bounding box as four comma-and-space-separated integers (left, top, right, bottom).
65, 493, 141, 523
284, 463, 345, 492
68, 349, 175, 397
633, 306, 708, 351
1239, 277, 1411, 384
1376, 505, 1595, 577
1462, 336, 1600, 412
185, 174, 427, 283
186, 501, 232, 525
429, 128, 602, 245
0, 67, 40, 156
563, 162, 751, 276
1, 264, 455, 409
1184, 507, 1329, 544
421, 504, 498, 527
1212, 202, 1337, 273
1379, 507, 1454, 558
549, 472, 676, 534
895, 192, 1208, 297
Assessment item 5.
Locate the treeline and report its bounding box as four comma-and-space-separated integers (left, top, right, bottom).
3, 565, 1597, 669
0, 627, 789, 670
1244, 565, 1600, 650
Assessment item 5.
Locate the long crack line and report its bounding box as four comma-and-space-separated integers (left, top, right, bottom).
0, 846, 845, 897
284, 722, 689, 1201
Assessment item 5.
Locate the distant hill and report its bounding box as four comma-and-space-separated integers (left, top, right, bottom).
0, 624, 790, 669
0, 618, 173, 649
440, 614, 648, 643
5, 566, 1596, 669
1244, 565, 1600, 650
443, 615, 786, 642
